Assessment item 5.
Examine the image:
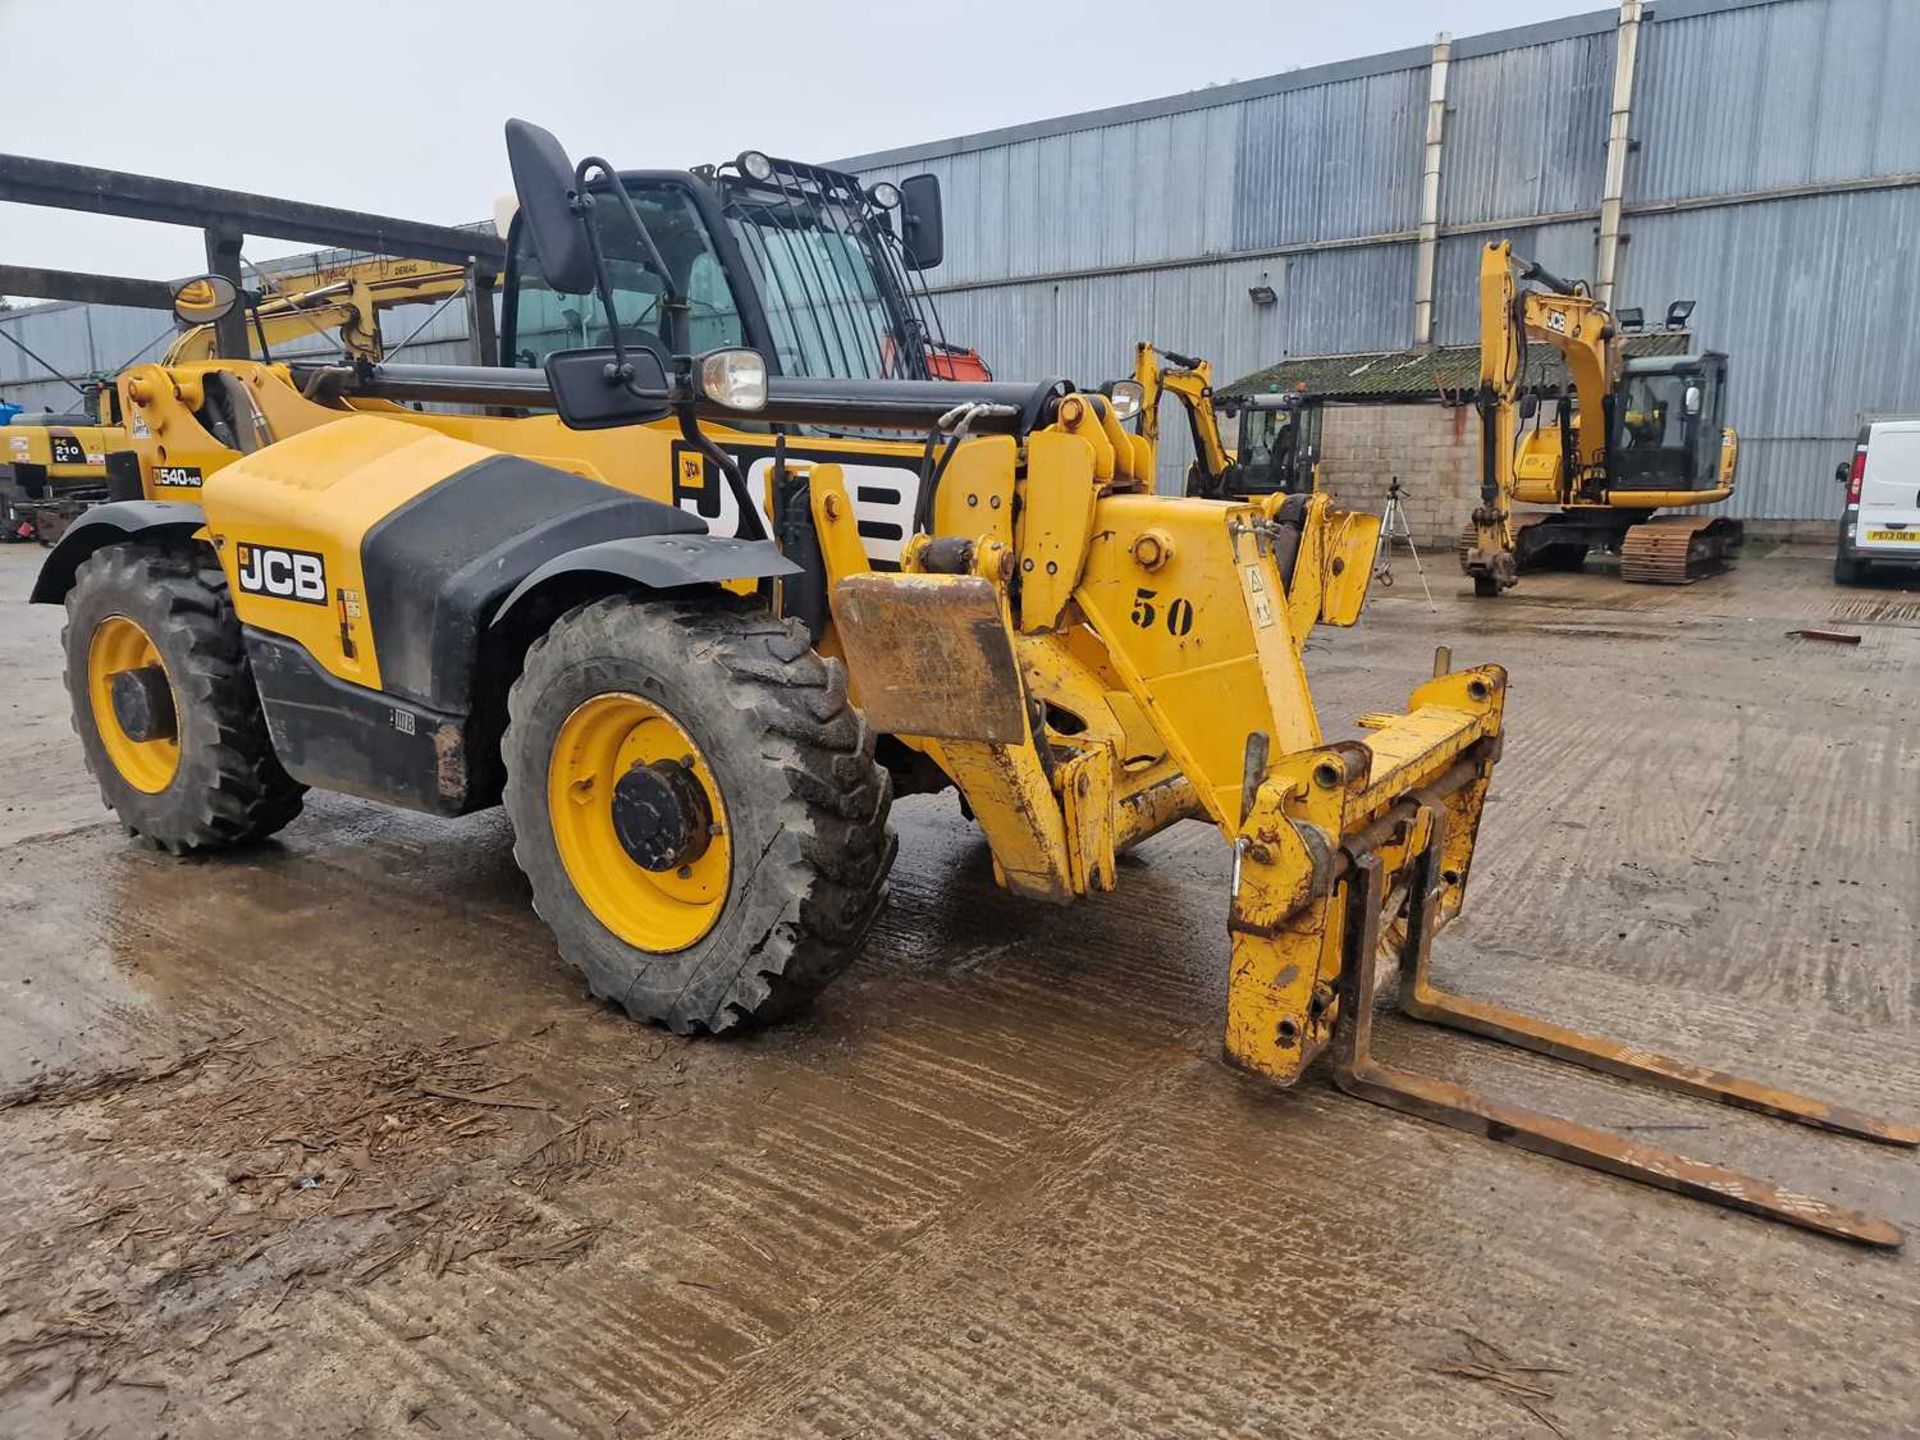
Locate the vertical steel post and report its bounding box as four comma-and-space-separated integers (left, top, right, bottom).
1411, 31, 1453, 348
466, 264, 499, 366
203, 228, 248, 360
1595, 0, 1644, 311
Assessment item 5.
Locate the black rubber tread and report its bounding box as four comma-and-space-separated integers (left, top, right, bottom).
63, 542, 306, 853
501, 595, 895, 1034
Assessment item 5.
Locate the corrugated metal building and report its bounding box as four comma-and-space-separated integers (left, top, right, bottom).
844, 0, 1920, 519
5, 0, 1916, 521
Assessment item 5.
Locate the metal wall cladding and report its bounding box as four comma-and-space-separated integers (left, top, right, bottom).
1431, 221, 1598, 347
860, 104, 1242, 290
932, 244, 1414, 492
1615, 188, 1920, 519
0, 301, 176, 396
1632, 0, 1920, 202
1231, 67, 1428, 250
1440, 30, 1613, 226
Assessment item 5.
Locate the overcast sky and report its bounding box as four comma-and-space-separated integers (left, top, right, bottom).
3, 0, 1600, 283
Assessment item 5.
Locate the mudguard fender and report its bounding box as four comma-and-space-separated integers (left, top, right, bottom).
491, 534, 799, 629
29, 501, 207, 604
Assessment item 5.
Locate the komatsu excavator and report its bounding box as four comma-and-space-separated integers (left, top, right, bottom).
31, 123, 1914, 1246
1462, 239, 1743, 594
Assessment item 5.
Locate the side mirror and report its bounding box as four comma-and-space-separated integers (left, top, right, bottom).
505, 118, 597, 295
1102, 379, 1144, 423
1519, 393, 1539, 420
900, 174, 943, 271
1835, 461, 1851, 483
544, 347, 672, 430
171, 274, 239, 327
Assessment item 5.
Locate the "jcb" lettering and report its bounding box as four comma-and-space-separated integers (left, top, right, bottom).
236, 544, 328, 605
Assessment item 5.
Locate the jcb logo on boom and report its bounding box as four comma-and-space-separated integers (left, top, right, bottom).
235, 543, 328, 605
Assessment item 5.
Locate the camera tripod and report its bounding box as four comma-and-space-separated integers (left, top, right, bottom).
1373, 477, 1435, 612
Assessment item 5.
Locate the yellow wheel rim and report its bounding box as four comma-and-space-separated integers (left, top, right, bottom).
547, 692, 731, 953
86, 615, 180, 794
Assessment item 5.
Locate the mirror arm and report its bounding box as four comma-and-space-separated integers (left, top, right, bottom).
573, 191, 636, 383
676, 403, 768, 544
560, 156, 764, 546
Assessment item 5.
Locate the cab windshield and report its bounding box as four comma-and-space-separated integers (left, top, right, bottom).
721, 180, 912, 381
505, 174, 922, 382
507, 183, 747, 369
1236, 402, 1322, 496
1613, 361, 1724, 489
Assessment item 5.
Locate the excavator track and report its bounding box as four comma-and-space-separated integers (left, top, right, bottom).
1619, 515, 1744, 585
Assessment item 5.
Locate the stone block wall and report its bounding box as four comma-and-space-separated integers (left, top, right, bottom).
1313, 403, 1478, 550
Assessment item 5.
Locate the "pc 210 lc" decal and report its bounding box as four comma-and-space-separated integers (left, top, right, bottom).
235, 543, 328, 604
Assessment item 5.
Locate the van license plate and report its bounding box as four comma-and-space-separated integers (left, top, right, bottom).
1865, 530, 1918, 542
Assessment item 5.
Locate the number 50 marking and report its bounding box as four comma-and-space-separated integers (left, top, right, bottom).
1131, 588, 1194, 636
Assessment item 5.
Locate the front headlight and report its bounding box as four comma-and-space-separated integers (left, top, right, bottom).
696, 348, 768, 411
868, 181, 902, 210
738, 150, 775, 183
1106, 379, 1145, 423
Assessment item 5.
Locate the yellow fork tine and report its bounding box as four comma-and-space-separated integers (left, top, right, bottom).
1327, 850, 1906, 1250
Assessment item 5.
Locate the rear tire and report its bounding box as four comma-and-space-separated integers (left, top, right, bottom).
501, 595, 895, 1034
63, 543, 306, 853
1833, 554, 1867, 585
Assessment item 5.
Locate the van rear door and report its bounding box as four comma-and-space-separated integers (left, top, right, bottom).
1858, 421, 1920, 554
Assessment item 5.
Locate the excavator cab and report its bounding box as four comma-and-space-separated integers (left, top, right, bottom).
1223, 392, 1323, 497
1610, 351, 1729, 492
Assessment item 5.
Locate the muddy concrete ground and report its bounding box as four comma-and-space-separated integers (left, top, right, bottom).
1, 541, 1916, 1439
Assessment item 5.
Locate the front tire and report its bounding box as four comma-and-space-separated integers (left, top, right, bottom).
63, 543, 306, 852
502, 596, 895, 1034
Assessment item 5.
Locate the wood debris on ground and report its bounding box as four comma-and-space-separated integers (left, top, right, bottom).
1427, 1327, 1573, 1438
0, 1026, 626, 1407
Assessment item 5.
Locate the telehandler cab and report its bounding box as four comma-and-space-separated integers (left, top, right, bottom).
33, 121, 1915, 1246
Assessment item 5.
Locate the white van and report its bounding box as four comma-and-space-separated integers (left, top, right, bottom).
1835, 419, 1920, 584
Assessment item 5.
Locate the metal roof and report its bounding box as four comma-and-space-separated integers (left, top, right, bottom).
1222, 331, 1694, 403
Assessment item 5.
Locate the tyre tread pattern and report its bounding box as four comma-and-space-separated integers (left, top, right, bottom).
503, 596, 893, 1034
64, 543, 305, 853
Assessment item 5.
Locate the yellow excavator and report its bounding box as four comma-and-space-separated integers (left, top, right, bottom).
1123, 343, 1323, 503
1, 256, 488, 541
28, 122, 1916, 1247
164, 253, 483, 366
1462, 239, 1742, 594
1122, 341, 1236, 497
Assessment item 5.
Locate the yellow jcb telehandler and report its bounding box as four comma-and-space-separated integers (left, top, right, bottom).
31, 122, 1914, 1246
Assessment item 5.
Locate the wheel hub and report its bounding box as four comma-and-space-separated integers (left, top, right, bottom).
611, 760, 713, 872
109, 664, 177, 744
